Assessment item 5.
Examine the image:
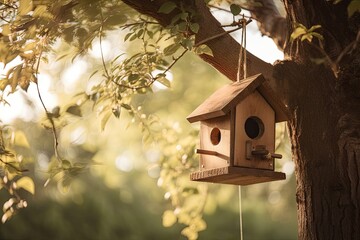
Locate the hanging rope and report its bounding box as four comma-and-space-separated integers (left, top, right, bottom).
236, 14, 248, 240
239, 186, 244, 240
236, 16, 248, 82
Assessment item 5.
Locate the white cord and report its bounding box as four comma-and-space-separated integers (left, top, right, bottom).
239, 185, 244, 240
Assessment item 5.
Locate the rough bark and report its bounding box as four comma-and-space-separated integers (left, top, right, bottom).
122, 0, 360, 239
122, 0, 275, 86
280, 1, 360, 239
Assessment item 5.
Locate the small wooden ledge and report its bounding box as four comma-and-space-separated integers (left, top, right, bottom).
190, 166, 286, 185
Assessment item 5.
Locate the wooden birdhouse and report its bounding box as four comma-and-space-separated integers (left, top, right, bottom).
187, 74, 289, 185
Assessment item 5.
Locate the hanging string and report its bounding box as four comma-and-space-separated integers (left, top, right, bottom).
239, 186, 244, 240
236, 14, 247, 240
236, 16, 248, 82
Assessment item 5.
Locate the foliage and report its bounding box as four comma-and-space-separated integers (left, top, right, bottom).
0, 126, 34, 223
0, 0, 297, 239
290, 23, 323, 43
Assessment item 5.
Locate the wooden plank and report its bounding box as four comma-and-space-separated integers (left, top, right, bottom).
199, 116, 231, 170
190, 166, 286, 186
258, 81, 290, 122
187, 74, 264, 123
234, 90, 275, 170
196, 149, 230, 161
229, 109, 236, 166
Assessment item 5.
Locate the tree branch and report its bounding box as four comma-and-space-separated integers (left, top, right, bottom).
246, 0, 289, 51
121, 0, 276, 87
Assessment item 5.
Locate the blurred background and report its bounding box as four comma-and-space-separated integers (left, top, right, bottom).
0, 5, 297, 240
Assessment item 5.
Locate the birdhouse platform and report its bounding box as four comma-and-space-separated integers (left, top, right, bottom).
190, 166, 286, 185
187, 74, 290, 185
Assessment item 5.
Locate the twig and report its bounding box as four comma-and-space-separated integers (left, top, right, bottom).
121, 20, 160, 30
99, 3, 110, 78
111, 49, 188, 90
34, 46, 62, 163
195, 23, 249, 47
0, 158, 28, 173
208, 3, 260, 23
0, 2, 17, 9
336, 30, 360, 64
0, 16, 10, 23
163, 48, 188, 75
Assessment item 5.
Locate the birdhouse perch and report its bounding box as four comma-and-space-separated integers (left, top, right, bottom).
187, 74, 289, 185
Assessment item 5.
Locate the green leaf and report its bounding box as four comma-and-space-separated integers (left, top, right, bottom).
121, 103, 132, 110
182, 38, 193, 50
177, 22, 187, 32
11, 65, 22, 92
128, 74, 140, 83
301, 34, 313, 42
181, 226, 198, 240
124, 32, 133, 42
112, 105, 121, 118
19, 0, 33, 15
33, 5, 53, 19
23, 42, 37, 52
66, 104, 82, 117
163, 43, 180, 56
162, 210, 177, 227
3, 198, 15, 212
88, 70, 99, 80
156, 76, 171, 88
61, 160, 72, 169
290, 27, 307, 41
1, 24, 11, 36
101, 111, 112, 131
348, 0, 360, 17
190, 23, 200, 33
311, 32, 324, 41
52, 106, 60, 118
0, 79, 9, 91
1, 209, 13, 223
195, 44, 213, 56
158, 2, 177, 14
14, 130, 30, 148
193, 217, 207, 231
230, 4, 242, 15
308, 24, 321, 32
16, 176, 35, 195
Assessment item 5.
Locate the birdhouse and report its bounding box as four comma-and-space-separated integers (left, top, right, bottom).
187, 74, 289, 185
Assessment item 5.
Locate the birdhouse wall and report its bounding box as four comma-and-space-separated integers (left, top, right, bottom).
234, 90, 275, 170
199, 115, 231, 170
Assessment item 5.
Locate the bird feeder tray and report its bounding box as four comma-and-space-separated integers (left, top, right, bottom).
190, 166, 286, 185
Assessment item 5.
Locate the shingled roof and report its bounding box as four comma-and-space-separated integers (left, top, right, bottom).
187, 74, 289, 123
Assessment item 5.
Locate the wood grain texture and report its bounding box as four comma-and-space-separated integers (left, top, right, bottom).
187, 74, 263, 122
234, 90, 275, 170
190, 166, 286, 185
199, 115, 231, 170
187, 74, 289, 123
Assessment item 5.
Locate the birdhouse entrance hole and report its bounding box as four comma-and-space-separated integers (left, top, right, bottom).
245, 116, 264, 139
210, 128, 221, 145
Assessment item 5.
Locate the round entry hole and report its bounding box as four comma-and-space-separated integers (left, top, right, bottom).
245, 117, 264, 139
210, 128, 221, 145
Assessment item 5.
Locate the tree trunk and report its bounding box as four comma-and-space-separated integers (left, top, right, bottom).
276, 52, 360, 240
280, 1, 360, 238
122, 0, 360, 238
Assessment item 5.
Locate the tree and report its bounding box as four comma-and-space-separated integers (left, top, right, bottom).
0, 0, 359, 239
120, 0, 359, 239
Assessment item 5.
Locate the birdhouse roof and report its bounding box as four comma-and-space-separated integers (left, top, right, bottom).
187, 74, 289, 123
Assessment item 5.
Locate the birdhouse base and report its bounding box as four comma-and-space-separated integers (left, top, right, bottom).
190, 166, 286, 185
